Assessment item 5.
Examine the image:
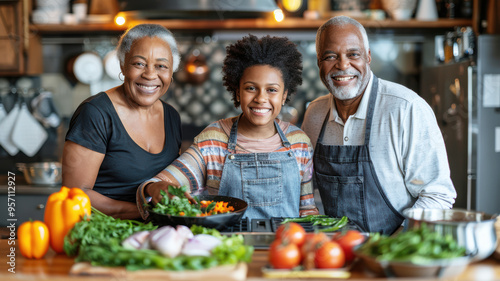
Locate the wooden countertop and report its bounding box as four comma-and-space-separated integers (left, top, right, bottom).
1, 239, 499, 280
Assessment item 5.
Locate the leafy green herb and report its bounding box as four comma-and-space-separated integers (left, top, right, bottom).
64, 207, 157, 256
357, 223, 466, 263
151, 186, 203, 216
64, 209, 253, 271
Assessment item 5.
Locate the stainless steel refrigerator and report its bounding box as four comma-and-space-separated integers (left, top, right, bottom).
421, 35, 500, 215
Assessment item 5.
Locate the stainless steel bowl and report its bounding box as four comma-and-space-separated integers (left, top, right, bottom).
17, 162, 62, 186
403, 208, 498, 262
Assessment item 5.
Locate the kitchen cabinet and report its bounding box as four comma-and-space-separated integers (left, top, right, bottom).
0, 185, 59, 227
0, 0, 42, 76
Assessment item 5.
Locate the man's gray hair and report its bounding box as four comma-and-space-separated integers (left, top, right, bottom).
116, 24, 180, 72
315, 16, 370, 56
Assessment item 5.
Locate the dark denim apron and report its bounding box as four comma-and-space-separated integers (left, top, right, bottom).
218, 116, 301, 219
313, 76, 404, 234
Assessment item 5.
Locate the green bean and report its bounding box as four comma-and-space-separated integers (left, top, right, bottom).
281, 215, 330, 224
317, 216, 349, 232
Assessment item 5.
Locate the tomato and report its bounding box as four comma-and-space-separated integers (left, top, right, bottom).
332, 230, 365, 262
314, 241, 345, 269
275, 222, 306, 247
301, 232, 330, 269
269, 239, 301, 269
301, 232, 329, 256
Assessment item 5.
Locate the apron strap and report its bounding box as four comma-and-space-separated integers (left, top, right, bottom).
364, 76, 379, 145
227, 116, 239, 152
317, 109, 331, 144
227, 114, 291, 153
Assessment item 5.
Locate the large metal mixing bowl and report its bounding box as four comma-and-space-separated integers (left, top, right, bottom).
17, 162, 62, 186
403, 208, 498, 262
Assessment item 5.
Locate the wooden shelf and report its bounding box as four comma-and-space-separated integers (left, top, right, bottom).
30, 17, 473, 34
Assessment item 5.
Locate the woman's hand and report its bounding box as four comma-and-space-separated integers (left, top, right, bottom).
146, 181, 195, 205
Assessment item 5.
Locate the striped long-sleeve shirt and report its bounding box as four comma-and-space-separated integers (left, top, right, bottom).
137, 117, 318, 218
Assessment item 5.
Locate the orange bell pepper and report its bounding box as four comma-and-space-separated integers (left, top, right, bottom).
44, 186, 91, 254
18, 220, 50, 259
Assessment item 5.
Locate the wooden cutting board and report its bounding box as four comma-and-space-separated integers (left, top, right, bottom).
70, 262, 247, 281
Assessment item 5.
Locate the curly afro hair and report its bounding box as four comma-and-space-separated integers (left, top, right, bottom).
222, 34, 303, 108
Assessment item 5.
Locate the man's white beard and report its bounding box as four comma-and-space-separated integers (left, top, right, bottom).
326, 77, 363, 100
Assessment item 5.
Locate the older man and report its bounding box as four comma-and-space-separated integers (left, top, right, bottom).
302, 16, 456, 234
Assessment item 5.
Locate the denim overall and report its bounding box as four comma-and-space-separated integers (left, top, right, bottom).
313, 76, 404, 235
218, 116, 301, 219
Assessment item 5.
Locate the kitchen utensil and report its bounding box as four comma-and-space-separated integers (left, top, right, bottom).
416, 0, 438, 21
0, 102, 20, 156
30, 90, 61, 128
11, 101, 48, 157
103, 49, 121, 81
356, 251, 471, 278
17, 162, 62, 186
380, 0, 417, 20
0, 97, 7, 123
71, 52, 104, 84
261, 264, 351, 279
149, 195, 248, 230
403, 208, 498, 262
70, 261, 247, 280
185, 49, 209, 85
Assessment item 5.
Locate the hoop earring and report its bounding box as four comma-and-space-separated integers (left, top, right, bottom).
118, 72, 124, 81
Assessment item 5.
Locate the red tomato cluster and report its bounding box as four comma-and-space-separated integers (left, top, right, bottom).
268, 222, 365, 270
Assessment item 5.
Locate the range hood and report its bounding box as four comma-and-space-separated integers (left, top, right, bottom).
118, 0, 279, 19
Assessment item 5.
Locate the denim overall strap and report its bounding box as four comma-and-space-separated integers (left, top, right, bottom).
219, 117, 301, 219
228, 115, 290, 151
313, 76, 404, 235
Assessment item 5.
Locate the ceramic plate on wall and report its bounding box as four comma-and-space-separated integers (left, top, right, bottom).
73, 52, 103, 84
104, 49, 121, 81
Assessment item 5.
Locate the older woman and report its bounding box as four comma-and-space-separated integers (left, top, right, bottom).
62, 24, 182, 219
138, 35, 319, 220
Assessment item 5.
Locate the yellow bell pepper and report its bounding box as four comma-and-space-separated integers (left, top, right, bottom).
44, 186, 91, 254
18, 220, 50, 259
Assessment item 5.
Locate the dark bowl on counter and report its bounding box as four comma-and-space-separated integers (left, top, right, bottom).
148, 195, 248, 230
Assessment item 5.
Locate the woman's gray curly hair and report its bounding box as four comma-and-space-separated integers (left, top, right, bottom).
116, 24, 180, 72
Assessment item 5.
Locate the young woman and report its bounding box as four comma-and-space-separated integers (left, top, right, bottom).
137, 35, 319, 219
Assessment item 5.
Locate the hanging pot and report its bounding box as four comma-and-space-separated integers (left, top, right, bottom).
185, 49, 210, 85
66, 52, 104, 84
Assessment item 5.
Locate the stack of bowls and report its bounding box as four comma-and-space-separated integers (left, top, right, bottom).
32, 0, 70, 24
403, 208, 498, 262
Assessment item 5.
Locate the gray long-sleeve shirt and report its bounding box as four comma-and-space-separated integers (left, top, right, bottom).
301, 73, 456, 214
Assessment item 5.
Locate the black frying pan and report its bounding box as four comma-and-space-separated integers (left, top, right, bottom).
148, 195, 248, 230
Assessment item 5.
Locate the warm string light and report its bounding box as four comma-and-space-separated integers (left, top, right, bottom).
114, 13, 126, 26
274, 9, 284, 22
